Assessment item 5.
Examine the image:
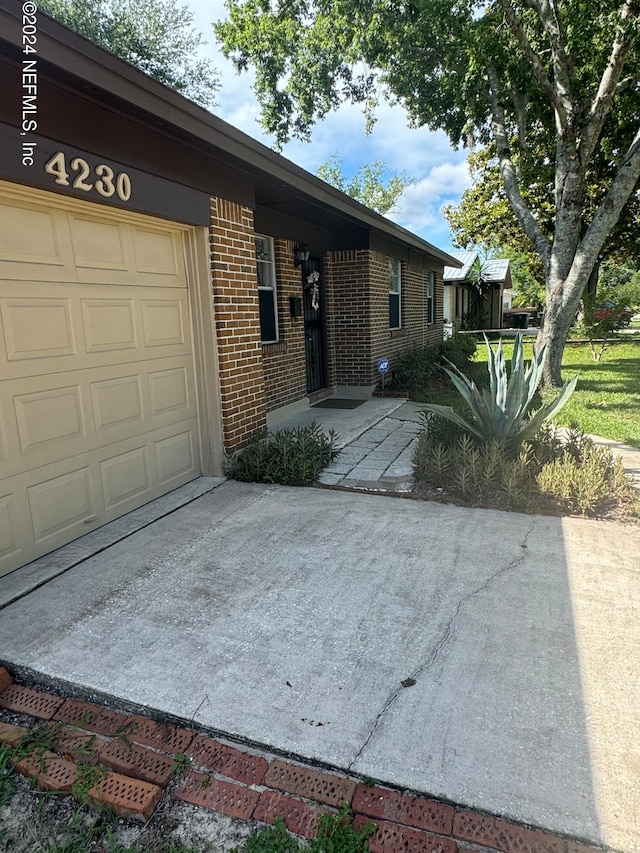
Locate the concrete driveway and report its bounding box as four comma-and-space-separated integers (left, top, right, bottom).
0, 480, 638, 852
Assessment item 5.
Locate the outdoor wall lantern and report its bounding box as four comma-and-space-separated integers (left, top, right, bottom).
293, 243, 310, 267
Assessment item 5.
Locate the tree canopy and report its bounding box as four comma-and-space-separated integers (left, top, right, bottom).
445, 145, 640, 268
40, 0, 220, 108
215, 0, 640, 384
316, 155, 414, 215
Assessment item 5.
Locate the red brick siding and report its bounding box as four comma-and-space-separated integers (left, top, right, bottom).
327, 250, 444, 388
325, 250, 372, 386
209, 198, 267, 452
207, 210, 445, 432
262, 239, 308, 412
384, 257, 445, 383
368, 252, 391, 383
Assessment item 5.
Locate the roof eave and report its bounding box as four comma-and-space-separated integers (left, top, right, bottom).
0, 0, 461, 267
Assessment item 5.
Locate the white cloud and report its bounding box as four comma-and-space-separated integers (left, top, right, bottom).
388, 162, 472, 249
406, 161, 473, 202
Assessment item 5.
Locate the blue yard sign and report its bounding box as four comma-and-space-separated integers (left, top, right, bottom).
377, 357, 390, 375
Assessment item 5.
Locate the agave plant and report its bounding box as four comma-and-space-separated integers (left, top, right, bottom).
421, 333, 577, 447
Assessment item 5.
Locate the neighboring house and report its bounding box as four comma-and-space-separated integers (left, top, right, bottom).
503, 288, 517, 311
443, 252, 512, 331
0, 1, 460, 576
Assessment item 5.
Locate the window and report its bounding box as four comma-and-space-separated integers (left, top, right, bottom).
427, 271, 435, 324
255, 234, 278, 343
389, 259, 401, 329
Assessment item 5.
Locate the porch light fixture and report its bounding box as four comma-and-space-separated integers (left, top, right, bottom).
293, 242, 310, 267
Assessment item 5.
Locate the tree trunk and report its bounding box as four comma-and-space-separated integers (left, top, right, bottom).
536, 269, 584, 386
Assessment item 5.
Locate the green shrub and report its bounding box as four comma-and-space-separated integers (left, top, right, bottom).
413, 415, 637, 517
388, 345, 439, 389
437, 333, 478, 367
388, 334, 477, 391
226, 423, 340, 486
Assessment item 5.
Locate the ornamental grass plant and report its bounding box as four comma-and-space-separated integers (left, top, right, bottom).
413, 416, 638, 518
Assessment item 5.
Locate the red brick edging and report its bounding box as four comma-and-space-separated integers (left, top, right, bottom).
0, 668, 604, 852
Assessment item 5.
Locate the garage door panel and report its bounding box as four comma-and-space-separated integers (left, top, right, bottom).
1, 453, 103, 564
81, 298, 137, 352
2, 344, 194, 381
69, 216, 129, 272
14, 384, 85, 454
2, 297, 76, 361
0, 184, 206, 576
95, 423, 198, 509
0, 401, 9, 463
0, 203, 75, 282
3, 374, 93, 476
154, 429, 197, 486
28, 466, 96, 543
3, 358, 198, 479
0, 203, 60, 262
99, 445, 151, 511
1, 287, 192, 382
91, 375, 144, 431
132, 228, 180, 276
1, 418, 200, 569
0, 203, 66, 271
0, 493, 23, 566
0, 197, 188, 290
141, 299, 186, 347
148, 366, 189, 416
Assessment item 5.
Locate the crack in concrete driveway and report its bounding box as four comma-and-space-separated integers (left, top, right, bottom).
348, 519, 538, 771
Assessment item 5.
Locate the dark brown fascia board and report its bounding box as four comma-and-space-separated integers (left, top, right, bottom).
0, 0, 461, 267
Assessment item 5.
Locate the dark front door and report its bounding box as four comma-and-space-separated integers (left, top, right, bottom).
303, 256, 327, 393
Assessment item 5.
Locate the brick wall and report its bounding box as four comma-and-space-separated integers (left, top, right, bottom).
325, 250, 373, 386
326, 250, 444, 389
261, 239, 308, 412
209, 197, 267, 452
376, 254, 445, 379
207, 212, 446, 439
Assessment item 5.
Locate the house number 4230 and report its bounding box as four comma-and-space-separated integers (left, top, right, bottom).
44, 151, 132, 201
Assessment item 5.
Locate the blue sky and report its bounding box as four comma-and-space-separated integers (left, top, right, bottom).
187, 0, 472, 253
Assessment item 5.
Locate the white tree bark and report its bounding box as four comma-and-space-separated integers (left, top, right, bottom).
488, 0, 640, 385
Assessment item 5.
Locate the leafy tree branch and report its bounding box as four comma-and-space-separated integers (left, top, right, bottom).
40, 0, 220, 108
213, 0, 639, 383
315, 155, 415, 215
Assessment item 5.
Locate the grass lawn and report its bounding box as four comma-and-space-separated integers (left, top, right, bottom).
415, 337, 640, 449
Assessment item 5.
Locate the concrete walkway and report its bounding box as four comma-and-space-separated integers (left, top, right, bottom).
271, 398, 422, 492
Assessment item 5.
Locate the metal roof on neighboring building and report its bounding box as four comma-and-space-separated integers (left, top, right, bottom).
443, 251, 478, 280
443, 252, 511, 283
481, 258, 511, 281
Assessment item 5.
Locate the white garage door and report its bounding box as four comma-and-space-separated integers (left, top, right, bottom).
0, 182, 202, 576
